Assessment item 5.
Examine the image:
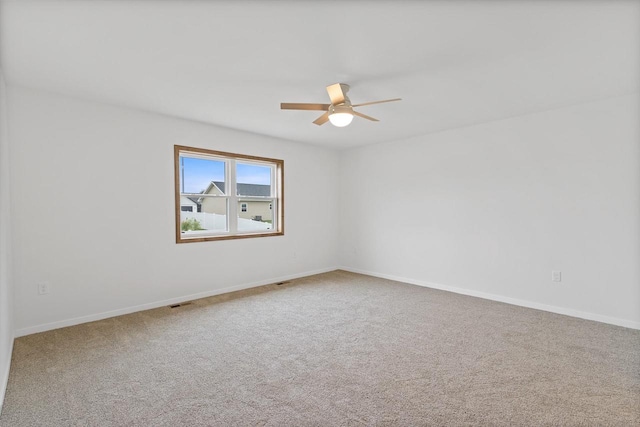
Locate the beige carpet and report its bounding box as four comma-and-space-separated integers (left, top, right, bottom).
1, 270, 638, 426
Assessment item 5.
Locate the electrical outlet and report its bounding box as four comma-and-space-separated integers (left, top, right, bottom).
38, 282, 50, 295
552, 271, 562, 282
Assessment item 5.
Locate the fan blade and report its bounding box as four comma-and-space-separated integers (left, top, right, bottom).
353, 111, 379, 122
352, 98, 402, 108
281, 103, 330, 111
313, 111, 330, 125
326, 83, 349, 105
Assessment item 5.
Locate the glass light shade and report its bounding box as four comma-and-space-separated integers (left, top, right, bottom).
328, 112, 354, 127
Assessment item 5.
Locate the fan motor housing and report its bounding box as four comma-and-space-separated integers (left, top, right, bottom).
329, 103, 353, 115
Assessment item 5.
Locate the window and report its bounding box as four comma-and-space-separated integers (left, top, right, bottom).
175, 145, 284, 243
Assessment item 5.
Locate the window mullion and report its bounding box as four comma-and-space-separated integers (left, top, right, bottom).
273, 165, 279, 230
228, 159, 238, 233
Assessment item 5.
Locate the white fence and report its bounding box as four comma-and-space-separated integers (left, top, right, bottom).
180, 211, 271, 231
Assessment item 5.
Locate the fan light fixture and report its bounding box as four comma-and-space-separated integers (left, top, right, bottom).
328, 104, 354, 127
328, 112, 353, 127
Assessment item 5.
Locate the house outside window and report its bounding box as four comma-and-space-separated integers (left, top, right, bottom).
175, 145, 284, 243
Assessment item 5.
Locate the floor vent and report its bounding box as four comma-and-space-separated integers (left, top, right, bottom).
169, 302, 193, 308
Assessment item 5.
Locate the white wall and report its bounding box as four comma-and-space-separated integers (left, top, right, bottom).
0, 69, 14, 412
339, 94, 640, 328
7, 87, 339, 335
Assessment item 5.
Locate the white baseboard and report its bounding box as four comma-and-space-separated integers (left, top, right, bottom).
14, 267, 337, 338
0, 337, 14, 416
339, 266, 640, 330
15, 265, 639, 337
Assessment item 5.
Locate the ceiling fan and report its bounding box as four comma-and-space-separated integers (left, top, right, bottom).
280, 83, 401, 127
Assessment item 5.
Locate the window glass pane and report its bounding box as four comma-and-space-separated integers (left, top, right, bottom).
237, 199, 274, 232
236, 163, 271, 196
180, 156, 225, 194
180, 198, 228, 234
180, 155, 228, 235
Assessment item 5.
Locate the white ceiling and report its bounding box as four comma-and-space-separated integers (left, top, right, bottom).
1, 0, 638, 149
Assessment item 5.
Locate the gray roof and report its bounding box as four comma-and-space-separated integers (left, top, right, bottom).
212, 181, 271, 197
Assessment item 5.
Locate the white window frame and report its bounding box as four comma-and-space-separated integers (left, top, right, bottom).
174, 145, 284, 243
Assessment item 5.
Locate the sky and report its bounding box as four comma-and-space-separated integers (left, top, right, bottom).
181, 156, 271, 194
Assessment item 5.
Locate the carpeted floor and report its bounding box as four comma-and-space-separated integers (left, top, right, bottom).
1, 270, 638, 426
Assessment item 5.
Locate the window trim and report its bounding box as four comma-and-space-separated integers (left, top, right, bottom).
174, 145, 284, 243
